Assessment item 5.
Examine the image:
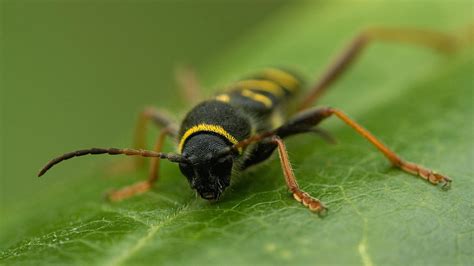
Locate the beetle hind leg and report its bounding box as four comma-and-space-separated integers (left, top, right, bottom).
175, 65, 203, 105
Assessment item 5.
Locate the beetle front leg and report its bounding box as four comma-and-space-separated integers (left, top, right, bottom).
107, 127, 175, 201
272, 136, 327, 213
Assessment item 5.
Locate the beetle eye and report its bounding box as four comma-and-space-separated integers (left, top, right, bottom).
179, 162, 194, 179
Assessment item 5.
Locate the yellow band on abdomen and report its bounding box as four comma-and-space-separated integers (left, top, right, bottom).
179, 124, 239, 153
234, 79, 285, 97
241, 89, 273, 108
261, 68, 300, 92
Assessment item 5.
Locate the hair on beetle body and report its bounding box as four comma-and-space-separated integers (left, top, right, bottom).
40, 27, 467, 214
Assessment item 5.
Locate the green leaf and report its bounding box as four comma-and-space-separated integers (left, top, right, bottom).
2, 1, 473, 265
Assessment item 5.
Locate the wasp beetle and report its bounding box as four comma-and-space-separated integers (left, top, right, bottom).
40, 27, 464, 214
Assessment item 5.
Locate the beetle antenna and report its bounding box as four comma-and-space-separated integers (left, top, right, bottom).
38, 148, 186, 177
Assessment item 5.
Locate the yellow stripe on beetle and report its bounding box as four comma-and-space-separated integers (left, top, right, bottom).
234, 79, 285, 97
261, 68, 300, 92
215, 94, 230, 103
179, 124, 240, 153
241, 89, 273, 108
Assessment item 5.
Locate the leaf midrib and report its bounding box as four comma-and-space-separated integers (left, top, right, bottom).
102, 202, 191, 266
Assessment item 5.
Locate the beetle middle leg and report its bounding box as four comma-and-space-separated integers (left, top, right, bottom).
106, 107, 178, 176
107, 127, 175, 201
133, 107, 178, 167
240, 127, 335, 170
277, 107, 452, 187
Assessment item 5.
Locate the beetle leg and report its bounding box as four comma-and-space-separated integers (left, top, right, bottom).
272, 136, 327, 214
133, 107, 178, 167
299, 27, 459, 111
106, 107, 178, 175
175, 65, 203, 105
107, 127, 175, 202
279, 107, 452, 187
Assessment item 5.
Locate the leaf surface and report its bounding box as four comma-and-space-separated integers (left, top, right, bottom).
1, 1, 473, 265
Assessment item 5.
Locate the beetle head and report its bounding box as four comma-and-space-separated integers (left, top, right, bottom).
179, 134, 235, 200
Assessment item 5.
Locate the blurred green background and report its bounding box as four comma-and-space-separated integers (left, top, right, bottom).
1, 0, 288, 207
1, 0, 473, 265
